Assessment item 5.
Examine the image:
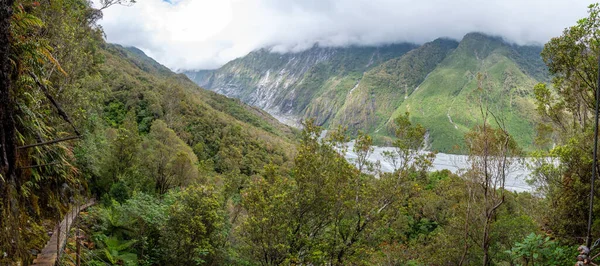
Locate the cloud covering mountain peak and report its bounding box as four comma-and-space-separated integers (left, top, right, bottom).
97, 0, 590, 70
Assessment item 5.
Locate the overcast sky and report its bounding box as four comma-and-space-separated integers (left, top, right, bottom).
97, 0, 593, 70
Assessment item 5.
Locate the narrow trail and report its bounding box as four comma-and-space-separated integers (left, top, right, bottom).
32, 199, 95, 266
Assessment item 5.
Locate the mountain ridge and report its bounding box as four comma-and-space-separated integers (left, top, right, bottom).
390, 32, 542, 151
184, 32, 548, 152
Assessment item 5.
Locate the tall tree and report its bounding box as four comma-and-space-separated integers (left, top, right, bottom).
532, 3, 600, 242
140, 119, 199, 194
0, 0, 17, 259
464, 74, 522, 265
160, 185, 225, 265
382, 112, 434, 179
239, 118, 435, 265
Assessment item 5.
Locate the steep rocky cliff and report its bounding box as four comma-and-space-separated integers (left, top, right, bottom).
184, 44, 417, 125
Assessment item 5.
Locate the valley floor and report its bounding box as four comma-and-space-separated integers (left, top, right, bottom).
271, 112, 534, 192
344, 141, 534, 192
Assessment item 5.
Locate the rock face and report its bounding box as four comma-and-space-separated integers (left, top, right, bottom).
184, 33, 548, 152
184, 43, 418, 125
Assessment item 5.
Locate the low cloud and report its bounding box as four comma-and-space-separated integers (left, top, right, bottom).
98, 0, 592, 70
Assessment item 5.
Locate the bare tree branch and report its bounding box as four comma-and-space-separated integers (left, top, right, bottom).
17, 135, 81, 150
29, 72, 80, 136
98, 0, 136, 11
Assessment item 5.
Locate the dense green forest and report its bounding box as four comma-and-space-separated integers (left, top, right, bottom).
1, 0, 600, 265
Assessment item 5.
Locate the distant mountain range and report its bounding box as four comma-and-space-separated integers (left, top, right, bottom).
184, 32, 548, 152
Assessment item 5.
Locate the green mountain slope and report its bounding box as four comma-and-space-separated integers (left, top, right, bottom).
100, 43, 296, 178
328, 38, 458, 133
184, 33, 547, 153
112, 44, 295, 138
390, 33, 540, 152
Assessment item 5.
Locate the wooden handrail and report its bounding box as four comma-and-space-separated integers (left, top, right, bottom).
31, 199, 95, 266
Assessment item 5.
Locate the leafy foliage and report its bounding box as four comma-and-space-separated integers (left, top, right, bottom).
0, 0, 295, 263
507, 233, 573, 266
531, 3, 600, 243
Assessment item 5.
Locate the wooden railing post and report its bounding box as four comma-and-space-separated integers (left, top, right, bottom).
76, 229, 81, 266
56, 214, 60, 261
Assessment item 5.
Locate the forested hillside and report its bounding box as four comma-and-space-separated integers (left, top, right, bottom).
2, 0, 600, 265
186, 33, 547, 152
0, 0, 295, 263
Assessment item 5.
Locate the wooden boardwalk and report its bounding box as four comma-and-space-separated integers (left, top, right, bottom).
32, 199, 95, 266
